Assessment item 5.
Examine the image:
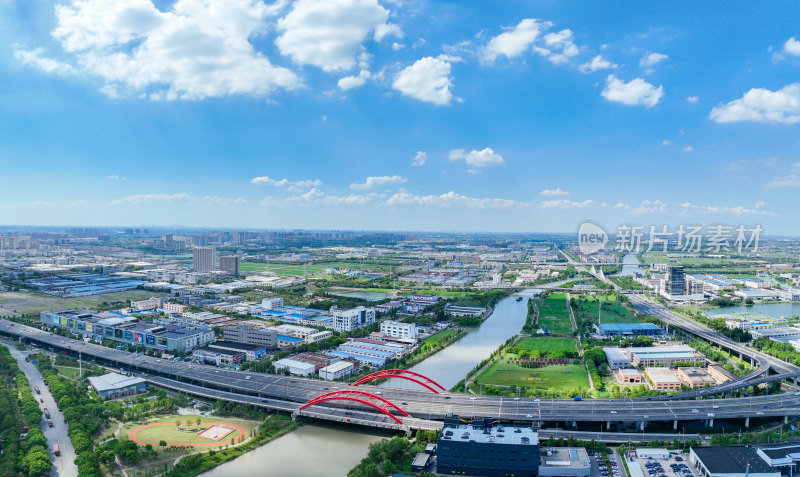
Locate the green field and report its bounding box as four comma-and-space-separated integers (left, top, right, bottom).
123, 414, 258, 447
423, 329, 460, 345
571, 293, 639, 325
516, 338, 577, 354
0, 290, 171, 315
54, 366, 83, 379
474, 354, 589, 394
535, 293, 573, 334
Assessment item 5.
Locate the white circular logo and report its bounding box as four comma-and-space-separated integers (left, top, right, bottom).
578, 222, 608, 255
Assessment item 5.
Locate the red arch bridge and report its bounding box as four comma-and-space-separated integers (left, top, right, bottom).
299, 390, 409, 424
352, 369, 446, 393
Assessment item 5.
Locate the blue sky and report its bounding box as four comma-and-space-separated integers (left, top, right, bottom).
1, 0, 800, 234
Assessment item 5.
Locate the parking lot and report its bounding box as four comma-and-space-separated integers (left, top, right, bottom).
627, 452, 699, 477
589, 450, 623, 477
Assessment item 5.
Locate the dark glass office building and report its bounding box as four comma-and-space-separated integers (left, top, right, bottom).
667, 265, 686, 296
438, 417, 540, 477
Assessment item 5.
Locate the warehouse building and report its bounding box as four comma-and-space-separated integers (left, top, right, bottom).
756, 445, 800, 473
438, 417, 540, 477
88, 373, 146, 400
206, 341, 266, 362
629, 345, 704, 367
595, 323, 665, 337
319, 361, 355, 380
603, 347, 631, 369
616, 368, 644, 384
676, 367, 717, 388
689, 447, 779, 477
645, 368, 682, 390
274, 357, 316, 376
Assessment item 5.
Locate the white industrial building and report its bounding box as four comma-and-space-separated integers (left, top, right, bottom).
380, 320, 417, 339
274, 358, 316, 377
319, 361, 355, 380
333, 306, 376, 332
603, 347, 631, 369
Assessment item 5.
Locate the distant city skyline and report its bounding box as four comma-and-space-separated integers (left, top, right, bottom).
1, 1, 799, 232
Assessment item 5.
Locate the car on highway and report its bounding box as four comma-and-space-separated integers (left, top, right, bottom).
610, 410, 617, 414
756, 411, 764, 415
712, 405, 719, 409
691, 409, 699, 413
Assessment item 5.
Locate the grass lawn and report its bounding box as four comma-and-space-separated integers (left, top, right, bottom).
54, 366, 83, 380
516, 338, 577, 354
122, 414, 258, 448
423, 329, 460, 345
0, 290, 170, 315
535, 293, 573, 334
475, 353, 589, 393
571, 293, 639, 325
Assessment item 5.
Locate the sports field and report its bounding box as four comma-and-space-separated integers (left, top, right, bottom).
535, 293, 573, 334
516, 337, 577, 354
474, 354, 589, 393
571, 293, 639, 325
123, 414, 257, 447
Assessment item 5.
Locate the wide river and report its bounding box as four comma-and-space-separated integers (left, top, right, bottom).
201, 291, 532, 477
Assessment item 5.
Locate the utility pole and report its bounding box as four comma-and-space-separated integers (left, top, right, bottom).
79, 350, 82, 378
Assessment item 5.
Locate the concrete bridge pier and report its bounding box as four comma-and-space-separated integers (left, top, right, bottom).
607, 421, 611, 430
673, 420, 678, 431
640, 421, 646, 431
708, 418, 714, 427
794, 378, 797, 392
785, 415, 789, 425
745, 417, 750, 428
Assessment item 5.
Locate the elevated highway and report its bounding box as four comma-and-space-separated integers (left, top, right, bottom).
3, 318, 800, 436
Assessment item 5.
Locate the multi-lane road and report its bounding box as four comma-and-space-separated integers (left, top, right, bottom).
3, 341, 78, 477
2, 316, 800, 432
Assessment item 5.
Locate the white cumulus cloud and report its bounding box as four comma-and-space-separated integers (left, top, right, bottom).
393, 56, 456, 106
13, 47, 75, 76
386, 191, 516, 209
784, 37, 800, 56
338, 75, 367, 90
601, 75, 663, 108
276, 0, 400, 72
540, 187, 569, 196
578, 55, 617, 73
350, 175, 407, 189
686, 96, 700, 104
481, 18, 549, 63
29, 0, 301, 100
250, 176, 322, 188
533, 29, 579, 65
709, 83, 800, 124
412, 151, 427, 166
639, 52, 668, 68
449, 148, 505, 168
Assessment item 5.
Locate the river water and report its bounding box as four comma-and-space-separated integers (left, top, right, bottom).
201, 292, 531, 477
617, 252, 644, 277
705, 302, 800, 319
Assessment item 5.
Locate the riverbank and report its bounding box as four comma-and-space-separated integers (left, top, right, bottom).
167, 414, 301, 477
